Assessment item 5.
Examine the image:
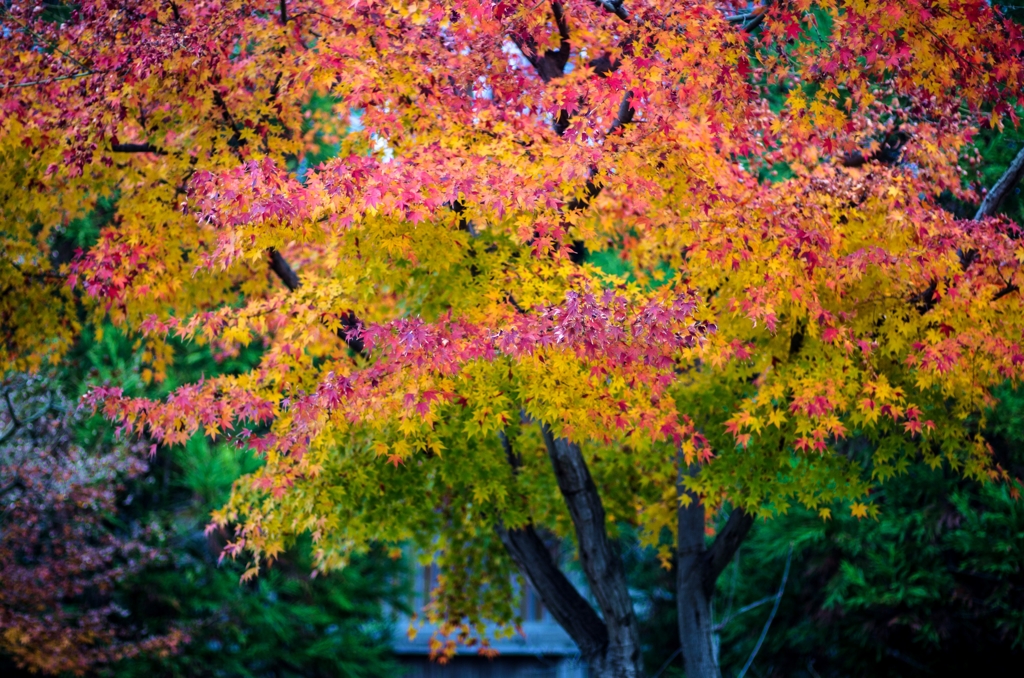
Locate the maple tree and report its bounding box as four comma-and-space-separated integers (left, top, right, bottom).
5, 1, 1024, 676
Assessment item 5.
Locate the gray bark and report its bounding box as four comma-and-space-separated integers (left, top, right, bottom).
537, 426, 644, 677
495, 426, 643, 676
677, 463, 754, 678
496, 433, 609, 661
498, 523, 609, 659
976, 144, 1024, 219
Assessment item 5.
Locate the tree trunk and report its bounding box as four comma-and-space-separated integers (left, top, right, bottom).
677, 463, 754, 678
677, 482, 721, 678
497, 429, 643, 678
540, 426, 643, 678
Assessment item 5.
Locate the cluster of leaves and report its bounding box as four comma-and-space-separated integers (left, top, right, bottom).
67, 324, 407, 678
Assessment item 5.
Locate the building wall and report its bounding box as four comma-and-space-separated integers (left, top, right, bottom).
399, 655, 587, 678
395, 560, 588, 678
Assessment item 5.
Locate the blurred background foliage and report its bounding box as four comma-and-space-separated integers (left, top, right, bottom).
2, 289, 406, 677
82, 323, 405, 678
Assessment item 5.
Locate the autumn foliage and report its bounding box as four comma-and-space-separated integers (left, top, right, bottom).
5, 0, 1024, 675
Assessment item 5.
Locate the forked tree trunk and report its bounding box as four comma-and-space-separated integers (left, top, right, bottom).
677, 463, 754, 678
498, 429, 643, 678
499, 432, 751, 678
541, 428, 643, 677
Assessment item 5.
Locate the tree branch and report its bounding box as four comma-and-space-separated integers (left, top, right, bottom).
593, 0, 629, 22
726, 1, 773, 32
713, 594, 777, 632
497, 524, 609, 657
211, 90, 246, 160
539, 424, 642, 672
992, 282, 1019, 301
268, 248, 301, 291
607, 89, 635, 135
4, 391, 22, 428
266, 249, 367, 357
110, 143, 167, 155
704, 506, 754, 593
907, 141, 1024, 314
976, 144, 1024, 219
514, 1, 571, 83
552, 0, 571, 71
735, 546, 792, 678
496, 431, 609, 659
2, 71, 99, 89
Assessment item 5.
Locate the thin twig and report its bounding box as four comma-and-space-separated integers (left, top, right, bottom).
650, 647, 683, 678
714, 593, 777, 631
736, 545, 793, 678
3, 71, 99, 89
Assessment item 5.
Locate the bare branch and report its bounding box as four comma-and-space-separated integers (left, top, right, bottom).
736, 546, 793, 678
0, 424, 17, 447
268, 248, 301, 292
726, 1, 773, 32
496, 431, 609, 659
514, 1, 572, 83
607, 90, 635, 135
713, 594, 776, 631
497, 523, 610, 657
588, 52, 621, 77
704, 506, 754, 592
111, 143, 167, 155
593, 0, 629, 22
552, 0, 571, 68
992, 282, 1020, 302
742, 7, 770, 33
4, 392, 22, 428
976, 144, 1024, 219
